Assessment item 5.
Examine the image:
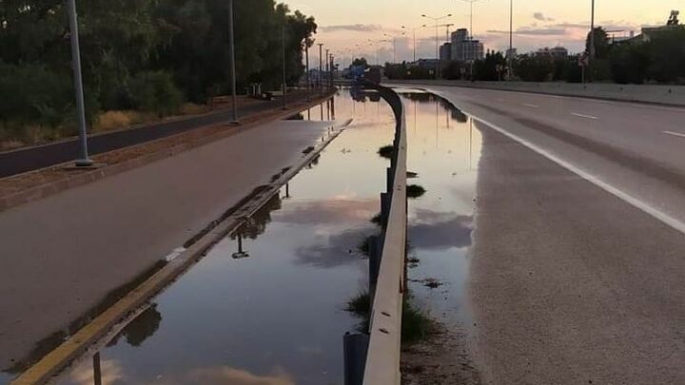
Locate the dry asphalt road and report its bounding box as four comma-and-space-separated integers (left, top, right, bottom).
396, 84, 685, 385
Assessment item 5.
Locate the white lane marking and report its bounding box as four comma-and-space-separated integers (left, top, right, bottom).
664, 131, 685, 139
571, 112, 599, 120
523, 103, 539, 109
462, 112, 685, 237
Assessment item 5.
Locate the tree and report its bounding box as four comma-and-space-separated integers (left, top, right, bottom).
351, 58, 369, 69
646, 26, 685, 83
586, 27, 610, 59
610, 43, 650, 84
474, 51, 506, 81
513, 54, 554, 82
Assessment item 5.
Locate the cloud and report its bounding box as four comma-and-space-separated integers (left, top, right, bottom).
409, 210, 473, 251
277, 199, 377, 225
320, 24, 382, 33
187, 367, 295, 385
533, 12, 555, 22
69, 359, 124, 385
487, 27, 568, 36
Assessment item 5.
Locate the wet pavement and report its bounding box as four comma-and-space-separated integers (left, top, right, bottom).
18, 88, 400, 385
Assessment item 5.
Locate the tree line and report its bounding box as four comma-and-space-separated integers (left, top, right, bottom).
383, 26, 685, 85
0, 0, 316, 143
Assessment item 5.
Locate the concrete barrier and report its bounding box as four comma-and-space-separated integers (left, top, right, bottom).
387, 79, 685, 107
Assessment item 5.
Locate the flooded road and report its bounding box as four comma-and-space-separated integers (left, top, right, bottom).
43, 89, 399, 385
1, 88, 485, 385
402, 92, 482, 327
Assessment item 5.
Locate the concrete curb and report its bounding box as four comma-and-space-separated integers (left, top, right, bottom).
386, 80, 685, 108
11, 116, 352, 385
0, 92, 335, 213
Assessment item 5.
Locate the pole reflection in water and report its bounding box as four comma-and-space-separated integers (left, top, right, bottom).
92, 353, 101, 385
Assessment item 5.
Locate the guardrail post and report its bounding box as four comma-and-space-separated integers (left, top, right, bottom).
386, 168, 393, 196
368, 234, 384, 289
344, 332, 370, 385
380, 192, 390, 228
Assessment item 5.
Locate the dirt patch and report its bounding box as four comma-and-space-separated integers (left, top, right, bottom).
401, 321, 482, 385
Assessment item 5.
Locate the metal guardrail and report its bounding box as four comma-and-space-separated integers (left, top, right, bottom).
344, 84, 407, 385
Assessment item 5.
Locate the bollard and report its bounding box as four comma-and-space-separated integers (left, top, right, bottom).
344, 332, 370, 385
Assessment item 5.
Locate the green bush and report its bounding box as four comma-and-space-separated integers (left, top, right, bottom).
129, 71, 183, 116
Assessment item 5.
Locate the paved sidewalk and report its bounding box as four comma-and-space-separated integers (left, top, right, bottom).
0, 119, 333, 373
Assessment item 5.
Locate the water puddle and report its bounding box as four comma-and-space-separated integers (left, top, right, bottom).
401, 92, 483, 328
44, 88, 398, 385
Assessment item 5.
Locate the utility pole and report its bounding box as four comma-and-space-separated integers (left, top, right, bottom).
422, 13, 451, 79
228, 0, 238, 123
508, 0, 514, 80
330, 55, 335, 90
325, 49, 330, 90
67, 0, 93, 167
305, 44, 310, 101
403, 25, 426, 63
318, 43, 324, 91
282, 24, 287, 109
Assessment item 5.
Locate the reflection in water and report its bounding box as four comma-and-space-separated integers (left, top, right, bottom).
232, 193, 283, 241
51, 88, 397, 385
408, 210, 473, 250
399, 91, 483, 329
106, 305, 162, 348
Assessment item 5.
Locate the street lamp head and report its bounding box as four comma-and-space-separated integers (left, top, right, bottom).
421, 14, 427, 17
447, 14, 453, 17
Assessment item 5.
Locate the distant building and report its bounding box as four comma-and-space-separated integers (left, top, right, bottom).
450, 28, 484, 61
535, 46, 568, 58
415, 58, 439, 70
440, 43, 452, 61
627, 11, 680, 43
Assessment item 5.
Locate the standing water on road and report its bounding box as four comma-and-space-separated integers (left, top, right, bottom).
399, 92, 484, 383
47, 89, 398, 385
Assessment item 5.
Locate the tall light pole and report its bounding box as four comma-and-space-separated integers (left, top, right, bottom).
508, 0, 514, 80
318, 43, 323, 91
67, 0, 93, 167
325, 48, 330, 89
282, 24, 287, 109
589, 0, 596, 82
402, 24, 426, 63
228, 0, 238, 123
368, 39, 392, 66
384, 32, 406, 63
305, 43, 310, 101
459, 0, 485, 40
422, 13, 452, 79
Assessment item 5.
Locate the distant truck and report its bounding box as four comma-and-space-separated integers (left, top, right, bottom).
349, 65, 366, 81
363, 67, 382, 84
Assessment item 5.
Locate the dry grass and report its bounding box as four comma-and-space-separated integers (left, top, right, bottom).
93, 111, 160, 133
179, 103, 210, 116
94, 111, 135, 132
